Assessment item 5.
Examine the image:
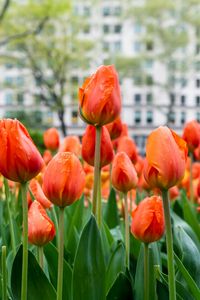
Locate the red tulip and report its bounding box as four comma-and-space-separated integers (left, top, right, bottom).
28, 201, 55, 246
182, 120, 200, 152
117, 136, 138, 164
82, 125, 114, 168
106, 117, 123, 140
144, 126, 187, 190
131, 196, 165, 243
43, 150, 53, 165
42, 152, 85, 207
29, 179, 52, 209
59, 135, 81, 157
111, 152, 138, 193
79, 65, 121, 126
43, 127, 59, 150
0, 119, 44, 183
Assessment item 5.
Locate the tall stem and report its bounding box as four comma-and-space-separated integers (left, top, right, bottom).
189, 152, 194, 203
4, 178, 16, 258
162, 190, 176, 300
21, 182, 28, 300
144, 243, 149, 300
92, 126, 102, 219
124, 193, 130, 269
38, 246, 44, 270
57, 207, 65, 300
52, 206, 59, 248
97, 168, 102, 227
2, 246, 7, 300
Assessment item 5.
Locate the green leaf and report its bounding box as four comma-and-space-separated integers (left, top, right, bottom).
106, 242, 126, 294
174, 254, 200, 300
72, 215, 106, 300
11, 245, 56, 300
100, 222, 114, 264
103, 188, 120, 229
106, 272, 133, 300
44, 242, 72, 300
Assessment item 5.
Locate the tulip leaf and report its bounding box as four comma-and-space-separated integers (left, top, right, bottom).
106, 272, 133, 300
11, 245, 56, 300
106, 242, 126, 294
103, 188, 120, 229
44, 242, 72, 300
100, 222, 114, 264
72, 215, 106, 300
174, 253, 200, 299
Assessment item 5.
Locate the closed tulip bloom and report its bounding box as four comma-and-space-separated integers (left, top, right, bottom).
131, 196, 165, 243
111, 152, 138, 193
43, 127, 60, 150
106, 117, 123, 140
144, 126, 187, 190
82, 125, 114, 168
182, 120, 200, 152
43, 152, 85, 207
28, 200, 55, 246
29, 179, 52, 209
117, 136, 138, 164
79, 65, 121, 126
0, 119, 44, 183
59, 135, 81, 157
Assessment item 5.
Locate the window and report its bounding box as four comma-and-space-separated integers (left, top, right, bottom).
146, 40, 153, 51
145, 59, 153, 69
17, 93, 24, 104
5, 93, 14, 105
103, 24, 110, 34
180, 78, 187, 87
103, 7, 110, 16
180, 111, 186, 124
134, 23, 142, 33
71, 111, 78, 124
146, 93, 153, 103
196, 96, 200, 106
170, 93, 175, 104
168, 111, 175, 124
134, 110, 141, 124
16, 76, 24, 86
103, 42, 109, 51
195, 61, 200, 71
114, 6, 121, 16
196, 44, 200, 55
114, 41, 121, 52
196, 79, 200, 88
197, 112, 200, 122
181, 95, 186, 105
134, 41, 141, 52
114, 24, 122, 33
134, 94, 141, 104
146, 110, 153, 124
83, 6, 90, 17
83, 24, 90, 34
146, 75, 153, 86
134, 76, 142, 85
4, 76, 13, 86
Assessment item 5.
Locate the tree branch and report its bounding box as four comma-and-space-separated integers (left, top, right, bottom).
0, 0, 10, 23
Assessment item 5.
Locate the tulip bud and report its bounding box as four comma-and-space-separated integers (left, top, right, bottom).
182, 120, 200, 152
117, 136, 138, 164
0, 119, 44, 183
43, 127, 60, 150
82, 125, 114, 168
131, 196, 165, 243
59, 135, 81, 157
28, 201, 55, 246
111, 152, 138, 193
144, 126, 187, 190
79, 65, 121, 126
42, 152, 85, 207
106, 117, 123, 140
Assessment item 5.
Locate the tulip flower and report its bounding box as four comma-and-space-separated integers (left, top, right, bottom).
79, 65, 121, 126
43, 150, 53, 165
29, 179, 52, 209
59, 135, 81, 157
43, 127, 60, 151
28, 201, 55, 246
82, 125, 114, 168
0, 119, 44, 183
106, 117, 123, 140
117, 136, 138, 164
182, 120, 200, 153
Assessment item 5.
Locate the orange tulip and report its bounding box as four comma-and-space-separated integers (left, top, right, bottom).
106, 117, 123, 140
29, 179, 52, 209
43, 152, 85, 207
192, 162, 200, 179
169, 186, 179, 201
43, 127, 60, 151
82, 125, 114, 168
59, 135, 81, 157
79, 65, 121, 126
117, 136, 138, 164
0, 119, 44, 183
43, 150, 53, 165
111, 152, 138, 193
182, 120, 200, 152
131, 196, 165, 243
28, 201, 55, 246
144, 126, 187, 190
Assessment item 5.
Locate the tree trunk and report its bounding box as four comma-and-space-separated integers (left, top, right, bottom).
58, 109, 67, 136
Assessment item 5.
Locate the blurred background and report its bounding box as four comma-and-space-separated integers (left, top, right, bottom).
0, 0, 200, 154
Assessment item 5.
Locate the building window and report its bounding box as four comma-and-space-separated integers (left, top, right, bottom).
180, 78, 187, 87
83, 6, 90, 17
168, 111, 175, 124
114, 6, 121, 16
196, 44, 200, 55
146, 93, 153, 104
17, 93, 24, 104
196, 79, 200, 88
102, 7, 110, 16
114, 24, 122, 33
195, 61, 200, 71
181, 95, 186, 105
103, 42, 109, 51
133, 41, 141, 52
134, 110, 141, 124
134, 94, 141, 104
134, 22, 142, 33
114, 41, 121, 51
170, 93, 175, 105
4, 76, 13, 86
5, 93, 14, 105
196, 96, 200, 106
180, 111, 186, 124
146, 110, 153, 124
146, 40, 153, 51
103, 24, 110, 34
72, 111, 78, 124
197, 112, 200, 122
146, 75, 153, 86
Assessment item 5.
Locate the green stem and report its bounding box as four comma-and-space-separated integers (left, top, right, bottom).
109, 163, 112, 191
144, 243, 149, 300
2, 246, 7, 300
124, 193, 130, 269
57, 207, 65, 300
92, 126, 102, 219
189, 152, 194, 203
97, 168, 102, 227
52, 206, 59, 248
21, 182, 28, 300
162, 190, 176, 300
4, 178, 16, 258
38, 246, 44, 270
